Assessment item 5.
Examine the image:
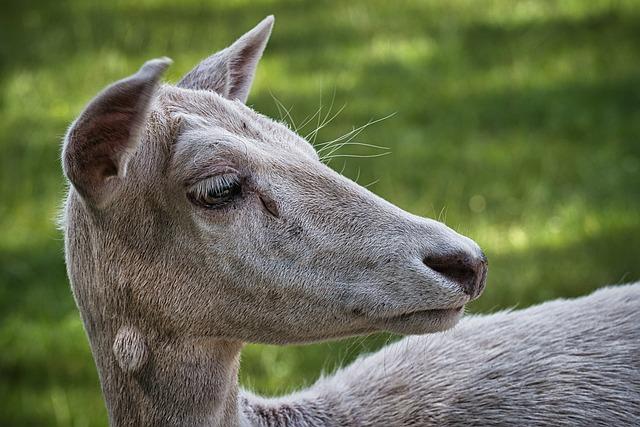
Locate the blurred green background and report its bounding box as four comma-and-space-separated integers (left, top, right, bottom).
1, 0, 639, 425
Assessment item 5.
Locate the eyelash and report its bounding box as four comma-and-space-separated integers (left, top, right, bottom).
188, 173, 242, 209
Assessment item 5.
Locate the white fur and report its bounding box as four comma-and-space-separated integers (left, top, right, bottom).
60, 16, 639, 426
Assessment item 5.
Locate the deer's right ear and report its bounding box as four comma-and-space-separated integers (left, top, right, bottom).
177, 15, 274, 103
62, 58, 171, 208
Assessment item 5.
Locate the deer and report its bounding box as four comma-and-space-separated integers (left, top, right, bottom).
61, 16, 640, 426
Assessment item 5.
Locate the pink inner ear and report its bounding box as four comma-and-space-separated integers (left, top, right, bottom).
63, 58, 170, 207
67, 108, 137, 183
177, 54, 231, 96
226, 42, 264, 101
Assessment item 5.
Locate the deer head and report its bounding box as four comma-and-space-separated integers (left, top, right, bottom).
61, 15, 488, 425
62, 14, 486, 354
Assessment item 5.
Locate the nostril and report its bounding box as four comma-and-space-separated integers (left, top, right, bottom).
423, 252, 487, 298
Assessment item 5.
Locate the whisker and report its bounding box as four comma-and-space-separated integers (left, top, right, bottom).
321, 152, 391, 162
315, 112, 396, 158
311, 88, 337, 143
270, 92, 298, 131
317, 141, 390, 154
354, 167, 361, 184
297, 106, 323, 132
307, 89, 340, 143
437, 205, 448, 223
307, 103, 346, 143
363, 179, 380, 189
271, 92, 285, 122
339, 160, 348, 175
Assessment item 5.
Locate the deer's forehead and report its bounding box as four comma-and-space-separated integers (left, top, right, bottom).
157, 86, 317, 163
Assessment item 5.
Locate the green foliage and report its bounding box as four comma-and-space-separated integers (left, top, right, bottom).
1, 0, 639, 425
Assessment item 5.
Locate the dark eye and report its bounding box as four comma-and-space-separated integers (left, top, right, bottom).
189, 174, 242, 208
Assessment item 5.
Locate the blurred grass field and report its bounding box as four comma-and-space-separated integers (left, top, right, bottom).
1, 0, 640, 425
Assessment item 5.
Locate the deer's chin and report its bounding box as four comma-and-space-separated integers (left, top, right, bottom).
374, 306, 465, 335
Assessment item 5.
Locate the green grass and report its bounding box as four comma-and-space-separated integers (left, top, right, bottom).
2, 0, 640, 425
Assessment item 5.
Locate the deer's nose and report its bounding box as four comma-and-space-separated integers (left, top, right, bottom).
423, 251, 488, 299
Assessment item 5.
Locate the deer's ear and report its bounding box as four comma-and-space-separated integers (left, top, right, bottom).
177, 15, 274, 103
63, 58, 171, 208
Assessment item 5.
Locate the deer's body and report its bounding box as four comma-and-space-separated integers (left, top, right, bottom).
242, 283, 640, 426
61, 16, 640, 426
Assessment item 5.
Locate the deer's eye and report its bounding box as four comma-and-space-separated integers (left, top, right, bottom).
189, 174, 241, 208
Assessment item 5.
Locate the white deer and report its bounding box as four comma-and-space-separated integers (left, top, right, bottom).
61, 16, 639, 426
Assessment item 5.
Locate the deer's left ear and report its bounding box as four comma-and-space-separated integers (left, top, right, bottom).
63, 58, 171, 208
177, 15, 274, 103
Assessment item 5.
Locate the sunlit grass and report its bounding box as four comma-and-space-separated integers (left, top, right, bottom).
1, 0, 639, 425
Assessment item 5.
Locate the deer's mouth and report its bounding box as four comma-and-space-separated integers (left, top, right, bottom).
373, 306, 465, 334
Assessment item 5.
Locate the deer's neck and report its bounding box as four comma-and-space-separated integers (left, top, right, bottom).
95, 328, 340, 427
92, 327, 244, 426
88, 316, 424, 427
